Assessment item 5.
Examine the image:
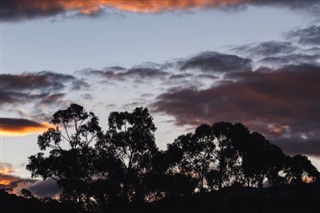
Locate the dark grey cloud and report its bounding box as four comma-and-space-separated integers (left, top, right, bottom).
0, 118, 47, 130
80, 67, 168, 82
1, 0, 64, 22
0, 118, 50, 135
71, 79, 90, 90
286, 25, 320, 46
260, 53, 320, 67
38, 93, 66, 105
247, 0, 320, 15
125, 68, 168, 79
233, 41, 298, 57
0, 71, 87, 106
179, 51, 252, 73
274, 137, 320, 158
27, 178, 61, 198
0, 71, 72, 92
152, 64, 320, 156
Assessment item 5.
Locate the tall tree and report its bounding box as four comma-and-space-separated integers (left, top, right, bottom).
26, 104, 104, 211
211, 122, 244, 189
170, 124, 216, 192
96, 107, 158, 202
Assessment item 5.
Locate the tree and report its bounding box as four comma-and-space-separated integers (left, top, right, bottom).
96, 107, 158, 202
170, 124, 216, 192
21, 188, 34, 199
26, 104, 104, 211
211, 122, 244, 189
239, 132, 286, 187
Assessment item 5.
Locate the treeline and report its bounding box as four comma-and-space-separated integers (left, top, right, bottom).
25, 104, 319, 212
0, 189, 75, 213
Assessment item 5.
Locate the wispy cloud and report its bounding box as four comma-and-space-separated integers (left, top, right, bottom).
286, 25, 320, 46
0, 71, 87, 106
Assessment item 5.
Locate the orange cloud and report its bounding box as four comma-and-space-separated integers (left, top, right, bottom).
0, 118, 53, 136
15, 0, 249, 14
0, 163, 16, 186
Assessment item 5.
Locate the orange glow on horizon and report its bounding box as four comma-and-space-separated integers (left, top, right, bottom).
17, 0, 250, 14
0, 165, 16, 186
0, 122, 53, 136
0, 167, 15, 174
0, 179, 12, 186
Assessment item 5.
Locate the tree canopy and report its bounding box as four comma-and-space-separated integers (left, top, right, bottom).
26, 104, 320, 212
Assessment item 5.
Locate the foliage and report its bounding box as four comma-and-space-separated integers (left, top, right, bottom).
26, 104, 319, 212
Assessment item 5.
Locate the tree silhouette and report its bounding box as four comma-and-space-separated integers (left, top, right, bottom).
26, 104, 320, 212
211, 122, 244, 189
169, 124, 215, 192
26, 104, 103, 211
96, 107, 158, 203
21, 188, 34, 199
238, 132, 286, 187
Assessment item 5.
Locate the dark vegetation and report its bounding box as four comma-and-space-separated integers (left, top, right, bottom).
2, 104, 319, 212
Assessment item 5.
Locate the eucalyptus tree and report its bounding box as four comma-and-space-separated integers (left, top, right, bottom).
170, 124, 216, 192
211, 122, 246, 189
26, 104, 105, 211
96, 107, 159, 202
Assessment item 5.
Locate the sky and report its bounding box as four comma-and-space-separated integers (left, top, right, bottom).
0, 0, 320, 198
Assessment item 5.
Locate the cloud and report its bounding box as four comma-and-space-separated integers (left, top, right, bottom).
80, 67, 168, 82
178, 51, 252, 73
231, 39, 319, 68
0, 71, 71, 92
0, 71, 87, 106
0, 163, 35, 190
286, 25, 320, 46
0, 118, 52, 136
0, 163, 16, 186
233, 41, 298, 57
274, 137, 320, 158
152, 64, 320, 156
26, 178, 61, 198
2, 0, 320, 21
1, 162, 60, 198
260, 53, 320, 67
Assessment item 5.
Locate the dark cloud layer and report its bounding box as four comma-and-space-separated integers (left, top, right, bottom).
0, 118, 51, 136
2, 0, 320, 22
0, 71, 87, 106
27, 178, 61, 198
152, 64, 320, 156
260, 53, 320, 67
233, 41, 298, 57
286, 25, 320, 46
179, 51, 252, 73
80, 67, 168, 82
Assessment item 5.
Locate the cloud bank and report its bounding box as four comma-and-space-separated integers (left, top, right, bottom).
2, 0, 320, 21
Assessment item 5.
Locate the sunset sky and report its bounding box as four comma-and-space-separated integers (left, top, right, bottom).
1, 0, 320, 198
